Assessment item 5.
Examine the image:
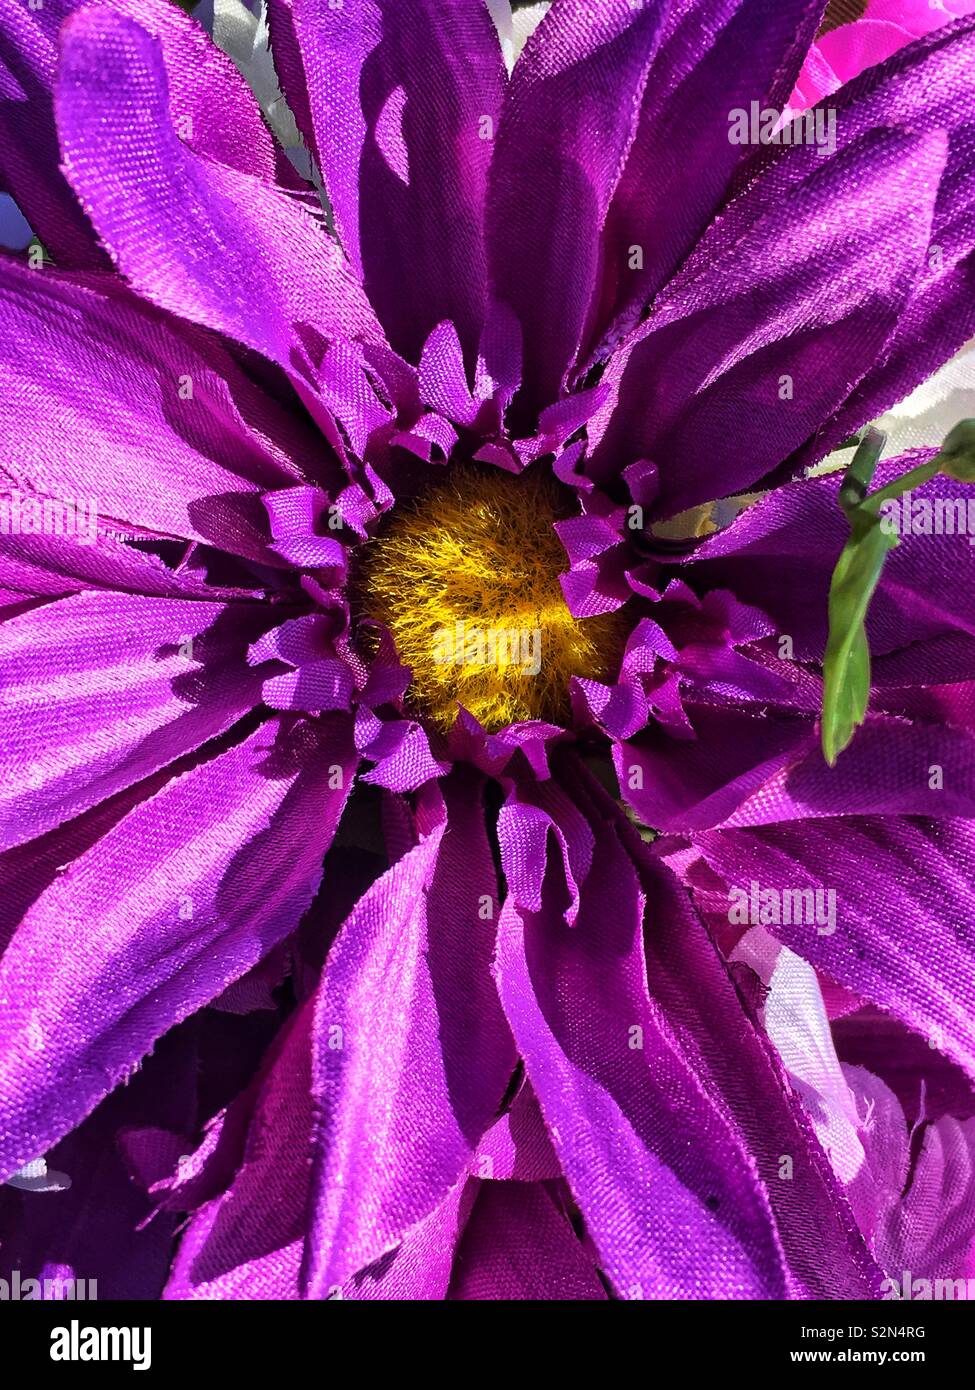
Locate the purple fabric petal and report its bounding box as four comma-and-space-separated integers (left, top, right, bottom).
835, 1007, 975, 1126
795, 17, 928, 107
419, 320, 479, 426
0, 715, 356, 1181
0, 1021, 198, 1300
263, 659, 355, 713
690, 817, 975, 1085
473, 1081, 560, 1183
0, 0, 284, 271
571, 675, 649, 742
879, 1115, 975, 1281
589, 126, 947, 513
164, 990, 316, 1300
617, 692, 975, 833
648, 15, 975, 487
687, 455, 975, 661
166, 995, 477, 1300
313, 340, 396, 459
357, 627, 412, 709
55, 7, 383, 369
0, 524, 245, 602
262, 487, 349, 577
266, 0, 504, 365
0, 260, 312, 558
342, 1179, 476, 1300
555, 760, 881, 1296
448, 1181, 607, 1300
0, 748, 224, 961
357, 716, 450, 791
742, 713, 975, 822
0, 591, 271, 850
0, 0, 106, 268
783, 17, 975, 469
616, 704, 812, 833
396, 410, 459, 462
593, 0, 826, 358
303, 771, 517, 1295
497, 780, 595, 926
494, 789, 792, 1298
608, 851, 883, 1298
103, 0, 279, 180
517, 384, 611, 465
732, 937, 911, 1258
486, 0, 666, 418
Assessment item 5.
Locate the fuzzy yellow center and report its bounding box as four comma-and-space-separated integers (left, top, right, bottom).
358, 466, 625, 732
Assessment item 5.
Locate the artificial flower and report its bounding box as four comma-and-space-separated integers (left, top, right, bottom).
2, 0, 975, 1301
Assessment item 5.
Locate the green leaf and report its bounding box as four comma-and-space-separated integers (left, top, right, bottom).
837, 426, 885, 514
821, 514, 897, 765
820, 418, 975, 766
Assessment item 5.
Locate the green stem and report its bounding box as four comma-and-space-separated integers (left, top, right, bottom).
859, 459, 940, 514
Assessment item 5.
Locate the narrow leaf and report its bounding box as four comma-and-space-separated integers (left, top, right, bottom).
820, 418, 975, 765
821, 515, 896, 765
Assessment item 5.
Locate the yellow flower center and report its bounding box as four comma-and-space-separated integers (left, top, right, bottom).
357, 465, 625, 732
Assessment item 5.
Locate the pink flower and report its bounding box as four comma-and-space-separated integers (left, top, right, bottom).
791, 0, 975, 111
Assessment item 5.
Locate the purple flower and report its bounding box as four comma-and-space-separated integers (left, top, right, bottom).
2, 0, 975, 1300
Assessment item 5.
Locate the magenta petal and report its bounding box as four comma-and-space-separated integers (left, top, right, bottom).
166, 997, 477, 1299
816, 20, 918, 88
618, 693, 975, 834
303, 771, 516, 1295
104, 0, 280, 181
0, 716, 356, 1182
0, 0, 106, 268
335, 1178, 475, 1295
626, 834, 883, 1297
0, 260, 310, 557
419, 320, 479, 426
487, 0, 665, 417
164, 991, 315, 1300
687, 455, 975, 661
597, 0, 824, 355
342, 1179, 476, 1300
263, 659, 355, 713
615, 705, 812, 835
267, 0, 504, 364
691, 817, 975, 1086
0, 592, 270, 850
0, 1021, 198, 1300
55, 7, 383, 369
494, 800, 791, 1298
358, 718, 450, 791
590, 126, 947, 512
0, 761, 208, 961
670, 15, 975, 484
572, 676, 648, 742
497, 781, 595, 925
0, 524, 242, 602
473, 1081, 560, 1183
448, 1181, 607, 1301
787, 20, 975, 468
879, 1115, 975, 1281
262, 487, 348, 575
835, 1007, 975, 1127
